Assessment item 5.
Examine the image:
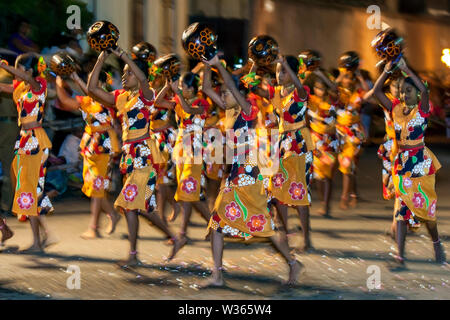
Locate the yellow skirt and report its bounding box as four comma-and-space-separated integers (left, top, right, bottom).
11, 148, 53, 218
208, 181, 275, 239
114, 165, 157, 213
270, 154, 312, 206
82, 153, 111, 198
174, 163, 204, 202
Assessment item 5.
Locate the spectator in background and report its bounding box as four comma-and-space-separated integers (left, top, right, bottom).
8, 19, 39, 54
360, 70, 375, 144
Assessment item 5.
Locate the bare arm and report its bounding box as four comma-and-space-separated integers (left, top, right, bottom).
110, 47, 154, 102
0, 82, 14, 94
206, 55, 252, 115
70, 72, 88, 96
397, 58, 429, 113
169, 80, 205, 115
355, 69, 370, 92
154, 80, 175, 109
372, 62, 393, 111
87, 51, 115, 107
55, 75, 80, 111
11, 37, 39, 53
201, 63, 227, 109
0, 56, 40, 91
313, 69, 338, 100
278, 55, 307, 100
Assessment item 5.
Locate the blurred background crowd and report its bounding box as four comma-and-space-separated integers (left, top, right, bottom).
0, 0, 449, 213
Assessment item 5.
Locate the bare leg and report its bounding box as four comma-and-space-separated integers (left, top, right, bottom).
425, 221, 446, 263
200, 229, 225, 288
180, 202, 193, 238
340, 174, 350, 209
207, 178, 220, 210
118, 210, 139, 267
275, 201, 289, 234
81, 197, 102, 239
168, 186, 181, 222
157, 185, 170, 226
349, 174, 358, 208
317, 179, 332, 216
39, 215, 58, 248
22, 216, 43, 253
139, 211, 187, 261
193, 200, 211, 223
101, 198, 121, 235
295, 205, 312, 252
270, 231, 305, 285
395, 220, 407, 264
0, 218, 14, 245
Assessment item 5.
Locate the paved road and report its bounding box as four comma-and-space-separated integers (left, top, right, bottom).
1, 146, 449, 300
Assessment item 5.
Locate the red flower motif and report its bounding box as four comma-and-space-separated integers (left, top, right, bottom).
123, 184, 138, 202
272, 173, 285, 188
288, 182, 306, 201
246, 214, 266, 233
428, 199, 437, 218
225, 202, 242, 221
17, 192, 34, 210
181, 177, 197, 194
93, 177, 104, 191
412, 192, 425, 209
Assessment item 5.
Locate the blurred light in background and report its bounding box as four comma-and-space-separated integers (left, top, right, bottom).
264, 0, 275, 13
442, 49, 450, 68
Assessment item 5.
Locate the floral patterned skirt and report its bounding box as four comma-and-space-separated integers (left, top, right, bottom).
311, 131, 338, 180
152, 128, 176, 185
174, 163, 206, 202
377, 139, 395, 200
82, 153, 112, 198
336, 123, 364, 175
114, 165, 157, 214
393, 147, 441, 229
208, 181, 275, 240
269, 153, 312, 206
11, 148, 53, 219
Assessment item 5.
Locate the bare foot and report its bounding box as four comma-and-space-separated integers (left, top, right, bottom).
292, 243, 314, 254
80, 228, 102, 240
433, 241, 446, 264
20, 245, 44, 254
117, 255, 142, 268
41, 232, 59, 248
167, 236, 187, 261
199, 269, 225, 288
106, 212, 121, 235
317, 202, 329, 217
1, 222, 14, 245
285, 260, 305, 286
168, 206, 180, 222
349, 195, 358, 208
339, 198, 349, 210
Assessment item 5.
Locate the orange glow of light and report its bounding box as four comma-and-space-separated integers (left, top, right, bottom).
442, 49, 450, 68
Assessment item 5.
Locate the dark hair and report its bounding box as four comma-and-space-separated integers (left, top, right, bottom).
285, 55, 300, 74
181, 72, 200, 94
132, 57, 150, 79
403, 77, 420, 92
16, 55, 40, 77
304, 73, 327, 95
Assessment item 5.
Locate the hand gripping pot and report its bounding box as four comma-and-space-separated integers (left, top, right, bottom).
248, 35, 279, 66
87, 20, 120, 52
371, 28, 403, 67
182, 22, 218, 61
298, 50, 321, 71
50, 52, 77, 77
131, 41, 157, 63
338, 51, 360, 72
154, 54, 181, 81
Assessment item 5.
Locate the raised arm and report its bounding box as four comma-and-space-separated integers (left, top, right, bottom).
355, 69, 370, 93
205, 55, 252, 115
169, 79, 204, 115
0, 82, 14, 94
55, 75, 81, 111
87, 51, 115, 107
154, 80, 175, 109
110, 47, 154, 102
201, 63, 227, 109
313, 69, 338, 100
397, 58, 429, 113
0, 54, 41, 91
372, 62, 393, 110
278, 55, 307, 100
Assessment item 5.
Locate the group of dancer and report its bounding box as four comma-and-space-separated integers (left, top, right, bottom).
0, 24, 445, 287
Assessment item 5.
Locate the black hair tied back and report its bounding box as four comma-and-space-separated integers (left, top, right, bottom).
181, 72, 200, 94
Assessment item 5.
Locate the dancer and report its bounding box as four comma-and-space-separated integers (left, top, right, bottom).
335, 54, 369, 209
373, 58, 445, 265
87, 48, 185, 266
55, 71, 121, 239
148, 66, 180, 226
252, 55, 313, 252
162, 72, 211, 240
305, 70, 340, 217
200, 56, 304, 287
0, 54, 56, 253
